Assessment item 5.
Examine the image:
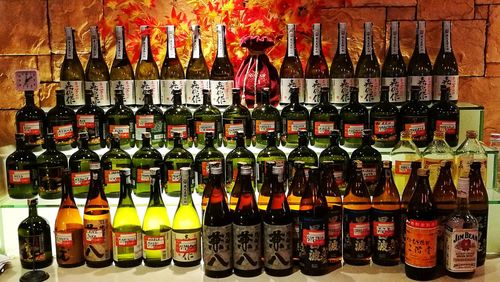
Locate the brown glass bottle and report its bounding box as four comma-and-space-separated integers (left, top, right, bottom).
468, 162, 489, 266
320, 162, 342, 265
258, 161, 276, 214
400, 161, 421, 263
286, 161, 306, 263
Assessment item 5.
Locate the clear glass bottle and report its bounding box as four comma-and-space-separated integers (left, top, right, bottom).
390, 131, 422, 193
455, 130, 488, 186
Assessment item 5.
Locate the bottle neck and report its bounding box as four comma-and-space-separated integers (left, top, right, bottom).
205, 137, 214, 148
320, 90, 329, 103
440, 89, 450, 102
118, 173, 133, 205
115, 27, 127, 60
173, 93, 182, 106
380, 90, 389, 102
149, 173, 164, 206
350, 90, 359, 104
28, 203, 38, 217
167, 26, 177, 59
90, 28, 103, 59
115, 94, 124, 105
267, 135, 276, 147
362, 134, 372, 146
312, 24, 322, 56
240, 174, 253, 193
180, 177, 193, 206
203, 93, 211, 105
65, 28, 78, 59
89, 169, 107, 200
416, 21, 426, 54
232, 91, 241, 106
143, 94, 153, 105
25, 93, 35, 106
236, 136, 245, 148
111, 138, 121, 149
329, 135, 340, 147
389, 22, 400, 56
85, 93, 94, 106
216, 26, 228, 58
140, 33, 154, 61
410, 90, 420, 101
286, 24, 297, 57
299, 135, 308, 147
80, 138, 89, 150
441, 21, 453, 53
62, 173, 76, 204
142, 137, 151, 148
56, 94, 66, 106
16, 138, 25, 150
173, 137, 183, 148
363, 23, 373, 56
262, 92, 270, 106
337, 23, 347, 55
290, 91, 299, 104
192, 27, 202, 59
46, 137, 56, 151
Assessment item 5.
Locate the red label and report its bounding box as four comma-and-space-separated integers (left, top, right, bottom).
136, 115, 155, 128
405, 219, 438, 268
109, 125, 130, 139
349, 222, 370, 238
144, 235, 166, 250
136, 169, 150, 183
303, 229, 326, 246
84, 229, 104, 243
225, 123, 244, 138
195, 121, 215, 134
53, 124, 74, 140
374, 120, 395, 135
436, 120, 456, 135
168, 170, 181, 183
314, 121, 335, 136
71, 172, 90, 186
19, 121, 41, 135
405, 122, 426, 138
202, 161, 220, 177
104, 170, 120, 184
56, 232, 73, 248
362, 166, 377, 182
9, 170, 31, 184
255, 120, 275, 134
328, 222, 342, 237
76, 114, 95, 129
344, 124, 364, 138
395, 161, 412, 175
114, 232, 138, 247
287, 120, 307, 134
373, 221, 395, 237
175, 238, 198, 253
167, 125, 188, 138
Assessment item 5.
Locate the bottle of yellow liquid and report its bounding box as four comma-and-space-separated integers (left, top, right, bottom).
390, 131, 422, 194
455, 130, 488, 186
422, 130, 454, 188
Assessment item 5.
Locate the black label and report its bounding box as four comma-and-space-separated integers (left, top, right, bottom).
299, 215, 327, 269
343, 208, 371, 260
327, 208, 342, 260
372, 208, 399, 261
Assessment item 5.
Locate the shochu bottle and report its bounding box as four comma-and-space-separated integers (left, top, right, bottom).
194, 132, 224, 194
135, 25, 160, 106
382, 21, 407, 105
193, 89, 222, 148
340, 87, 369, 148
135, 89, 166, 148
101, 133, 132, 197
400, 86, 430, 148
330, 22, 354, 106
47, 89, 77, 150
400, 161, 421, 263
210, 24, 234, 107
356, 22, 381, 105
186, 24, 210, 107
288, 130, 318, 183
6, 133, 38, 199
310, 87, 339, 148
407, 21, 432, 104
304, 23, 329, 105
281, 87, 309, 147
60, 27, 84, 107
160, 25, 185, 106
433, 21, 459, 102
164, 132, 194, 196
351, 129, 382, 195
69, 132, 99, 198
468, 162, 489, 267
76, 90, 105, 149
319, 130, 350, 194
132, 132, 163, 197
37, 133, 67, 199
222, 88, 252, 148
256, 131, 286, 191
258, 161, 276, 214
226, 131, 255, 192
370, 85, 399, 148
16, 90, 45, 151
105, 89, 135, 149
85, 26, 110, 107
201, 162, 225, 213
110, 26, 135, 106
252, 88, 281, 148
164, 88, 193, 148
280, 23, 304, 105
287, 161, 307, 263
320, 162, 342, 265
429, 85, 459, 147
229, 161, 249, 211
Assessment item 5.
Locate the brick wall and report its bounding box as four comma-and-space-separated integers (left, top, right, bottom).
0, 0, 497, 146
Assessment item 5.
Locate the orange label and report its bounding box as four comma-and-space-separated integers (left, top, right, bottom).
136, 168, 150, 183
76, 114, 95, 129
168, 169, 181, 183
195, 121, 215, 134
9, 170, 31, 184
405, 122, 426, 138
71, 172, 90, 186
255, 120, 275, 134
136, 115, 155, 128
395, 160, 412, 175
436, 120, 456, 135
109, 125, 130, 139
202, 161, 221, 177
314, 121, 335, 136
287, 120, 307, 134
405, 219, 438, 268
224, 123, 244, 138
19, 121, 41, 135
53, 124, 74, 140
167, 125, 188, 138
175, 238, 197, 253
344, 124, 363, 138
374, 120, 395, 135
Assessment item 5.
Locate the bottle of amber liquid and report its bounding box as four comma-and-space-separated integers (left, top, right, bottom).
400, 161, 421, 263
286, 161, 307, 263
468, 162, 489, 266
320, 162, 342, 265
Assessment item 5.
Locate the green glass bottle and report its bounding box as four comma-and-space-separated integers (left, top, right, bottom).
132, 132, 163, 198
135, 89, 166, 148
101, 133, 132, 198
193, 89, 222, 148
288, 130, 318, 182
110, 25, 135, 106
305, 23, 329, 105
105, 89, 135, 149
160, 25, 185, 106
37, 133, 68, 199
6, 133, 38, 199
252, 88, 281, 148
16, 90, 46, 151
186, 24, 210, 107
281, 87, 309, 147
210, 24, 235, 107
382, 21, 407, 105
60, 26, 85, 107
330, 22, 355, 106
69, 132, 100, 198
356, 22, 381, 105
226, 131, 256, 192
310, 87, 339, 148
76, 90, 106, 149
429, 85, 459, 147
370, 85, 399, 148
47, 89, 77, 150
223, 88, 252, 148
280, 23, 304, 105
85, 26, 111, 107
319, 130, 350, 194
135, 25, 160, 106
340, 87, 368, 148
351, 129, 382, 195
408, 21, 432, 104
400, 86, 430, 148
164, 132, 194, 196
257, 131, 287, 191
165, 88, 193, 148
195, 132, 225, 194
433, 21, 458, 102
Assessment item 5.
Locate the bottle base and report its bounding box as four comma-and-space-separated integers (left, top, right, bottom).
144, 259, 171, 267
21, 259, 53, 269
205, 269, 233, 278
234, 268, 262, 277
173, 259, 200, 267
265, 267, 293, 277
300, 267, 327, 276
446, 270, 475, 279
405, 265, 436, 281
57, 260, 85, 268
344, 258, 371, 266
114, 258, 142, 268
86, 259, 113, 268
372, 258, 399, 266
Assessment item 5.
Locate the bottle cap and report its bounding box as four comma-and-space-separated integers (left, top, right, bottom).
241, 165, 252, 175
120, 168, 131, 175
149, 167, 160, 175
417, 168, 429, 176
383, 160, 391, 168
27, 198, 38, 206
210, 166, 223, 175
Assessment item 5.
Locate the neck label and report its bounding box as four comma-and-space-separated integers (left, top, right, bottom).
167, 25, 176, 59
65, 27, 74, 59
91, 27, 99, 59
339, 23, 347, 55
116, 26, 124, 60
313, 23, 321, 56
217, 25, 225, 58
287, 24, 296, 57
418, 21, 426, 54
391, 22, 399, 55
443, 21, 452, 53
140, 26, 149, 61
364, 22, 373, 55
192, 26, 201, 59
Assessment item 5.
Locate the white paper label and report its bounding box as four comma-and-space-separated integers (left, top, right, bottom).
192, 26, 201, 59
110, 80, 135, 105
280, 78, 304, 104
330, 77, 354, 103
113, 232, 142, 260
444, 227, 478, 272
210, 80, 234, 106
65, 27, 73, 59
433, 75, 458, 101
90, 26, 99, 59
312, 23, 321, 56
61, 80, 84, 106
383, 77, 406, 103
136, 79, 160, 105
160, 79, 185, 105
85, 81, 110, 106
216, 25, 225, 58
167, 25, 176, 59
408, 76, 432, 102
143, 231, 172, 261
287, 24, 296, 57
173, 230, 201, 262
141, 33, 149, 60
185, 79, 209, 105
358, 77, 381, 103
339, 23, 347, 54
443, 21, 452, 53
305, 78, 329, 104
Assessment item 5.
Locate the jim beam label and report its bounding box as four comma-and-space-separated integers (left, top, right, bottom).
330, 78, 354, 104
167, 25, 176, 59
305, 78, 329, 104
383, 77, 406, 103
161, 79, 185, 105
408, 76, 432, 102
280, 78, 304, 104
444, 226, 478, 272
343, 208, 371, 260
364, 22, 373, 55
185, 79, 209, 105
173, 229, 201, 262
136, 79, 160, 105
203, 224, 232, 271
143, 231, 172, 261
263, 222, 293, 270
390, 22, 399, 55
113, 231, 142, 260
210, 80, 234, 106
61, 80, 84, 106
358, 77, 381, 103
110, 80, 135, 105
433, 75, 458, 101
233, 223, 262, 271
85, 81, 110, 107
83, 217, 112, 262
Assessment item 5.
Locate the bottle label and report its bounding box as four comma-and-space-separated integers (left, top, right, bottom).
160, 79, 185, 105
405, 219, 438, 268
8, 170, 31, 185
471, 209, 488, 260
18, 234, 48, 263
328, 209, 342, 259
372, 209, 399, 259
383, 77, 406, 103
140, 32, 149, 60
444, 227, 478, 272
305, 78, 329, 104
136, 168, 151, 183
287, 120, 307, 134
405, 122, 426, 138
390, 22, 399, 55
136, 79, 160, 105
395, 160, 412, 175
374, 120, 396, 135
344, 123, 364, 138
110, 80, 135, 105
76, 114, 95, 129
263, 222, 293, 270
113, 231, 142, 260
330, 78, 354, 104
61, 80, 85, 106
19, 121, 41, 135
65, 27, 74, 59
168, 169, 181, 183
104, 170, 120, 184
71, 172, 91, 187
210, 80, 234, 106
185, 79, 210, 105
358, 77, 381, 103
433, 75, 459, 101
255, 120, 275, 134
333, 170, 346, 187
417, 21, 426, 54
173, 229, 201, 262
85, 81, 110, 107
339, 23, 347, 54
408, 76, 432, 102
343, 208, 371, 259
56, 231, 74, 248
115, 26, 124, 60
90, 27, 99, 59
109, 124, 130, 139
216, 25, 226, 58
287, 24, 296, 56
195, 121, 216, 135
192, 33, 201, 59
364, 22, 373, 55
203, 224, 233, 271
300, 216, 328, 265
362, 164, 378, 184
38, 166, 63, 195
313, 23, 321, 56
224, 121, 244, 139
83, 217, 112, 262
143, 231, 172, 261
136, 115, 155, 129
280, 78, 304, 104
314, 121, 335, 137
436, 120, 456, 135
443, 21, 452, 53
349, 222, 370, 239
233, 223, 262, 271
167, 124, 188, 139
202, 160, 221, 177
53, 124, 74, 140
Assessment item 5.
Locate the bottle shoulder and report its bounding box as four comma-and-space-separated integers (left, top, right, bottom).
69, 148, 100, 162
38, 150, 68, 164
7, 150, 37, 163
133, 147, 163, 160
47, 106, 76, 119
102, 148, 131, 160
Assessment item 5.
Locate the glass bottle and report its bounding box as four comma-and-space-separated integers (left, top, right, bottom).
47, 89, 77, 150
468, 162, 489, 266
6, 133, 38, 199
390, 131, 422, 193
132, 132, 163, 197
164, 132, 194, 196
280, 23, 304, 105
351, 129, 382, 195
433, 21, 459, 102
201, 162, 226, 213
382, 21, 407, 105
310, 87, 339, 148
37, 133, 68, 199
193, 89, 222, 148
356, 22, 381, 105
69, 132, 100, 198
257, 161, 276, 214
370, 85, 399, 148
101, 133, 132, 198
76, 90, 105, 149
286, 161, 307, 263
135, 89, 166, 148
110, 25, 135, 106
256, 131, 287, 191
305, 23, 329, 105
407, 21, 433, 104
320, 162, 342, 265
164, 88, 193, 148
430, 85, 459, 147
252, 88, 281, 148
85, 26, 110, 107
16, 90, 46, 151
330, 22, 354, 106
229, 162, 249, 212
226, 131, 255, 192
281, 87, 309, 147
186, 24, 210, 107
288, 130, 318, 182
400, 85, 430, 147
490, 132, 500, 188
340, 87, 369, 148
135, 25, 160, 105
319, 130, 350, 194
455, 130, 488, 186
210, 24, 235, 107
194, 132, 225, 194
105, 89, 135, 149
160, 25, 185, 106
60, 26, 85, 107
222, 88, 252, 148
400, 161, 421, 263
422, 130, 455, 188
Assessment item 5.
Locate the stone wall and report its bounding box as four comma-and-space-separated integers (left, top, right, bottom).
0, 0, 497, 146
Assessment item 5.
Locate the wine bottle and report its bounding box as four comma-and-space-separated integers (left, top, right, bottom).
257, 161, 276, 214
320, 162, 342, 265
429, 85, 460, 147
6, 133, 38, 199
55, 169, 85, 267
288, 130, 318, 182
222, 88, 251, 148
433, 21, 459, 102
160, 25, 185, 106
407, 21, 432, 104
135, 25, 160, 106
310, 87, 339, 148
340, 87, 369, 148
305, 23, 329, 105
132, 132, 163, 197
164, 88, 193, 148
47, 89, 77, 150
193, 89, 222, 148
110, 26, 135, 106
281, 87, 309, 147
382, 21, 407, 105
330, 22, 355, 105
164, 132, 194, 196
468, 162, 489, 266
105, 89, 135, 149
16, 90, 46, 151
194, 132, 224, 194
142, 167, 172, 267
186, 24, 210, 107
257, 131, 287, 191
422, 130, 454, 188
252, 88, 281, 148
18, 198, 53, 269
76, 90, 106, 149
112, 168, 142, 267
319, 130, 350, 194
400, 86, 430, 147
135, 89, 166, 148
37, 133, 68, 199
172, 167, 202, 266
83, 162, 112, 268
85, 26, 110, 107
101, 132, 132, 197
390, 131, 422, 193
455, 130, 488, 186
356, 22, 381, 105
370, 86, 399, 148
229, 162, 249, 211
371, 161, 400, 266
210, 24, 234, 107
61, 27, 85, 107
280, 23, 304, 105
351, 129, 382, 195
400, 161, 421, 263
226, 131, 256, 192
69, 132, 99, 198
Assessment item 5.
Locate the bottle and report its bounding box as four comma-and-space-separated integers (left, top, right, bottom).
18, 198, 53, 269
202, 162, 226, 213
186, 24, 210, 107
226, 131, 256, 191
135, 89, 166, 148
232, 165, 262, 277
160, 25, 185, 106
320, 162, 342, 265
165, 88, 193, 148
382, 21, 407, 105
172, 167, 202, 266
286, 161, 306, 263
356, 22, 381, 105
101, 133, 132, 197
69, 132, 100, 198
112, 168, 142, 267
203, 165, 233, 278
6, 133, 38, 199
433, 21, 459, 102
343, 160, 372, 265
400, 161, 421, 263
330, 22, 355, 105
83, 162, 113, 267
455, 130, 488, 187
340, 87, 369, 148
404, 168, 438, 280
430, 86, 460, 147
351, 129, 382, 195
164, 132, 194, 196
281, 87, 309, 147
132, 132, 163, 197
61, 27, 85, 107
372, 161, 400, 266
305, 23, 329, 105
16, 90, 46, 151
135, 25, 160, 105
229, 162, 249, 211
105, 89, 135, 149
299, 167, 328, 275
85, 26, 110, 107
142, 167, 172, 267
288, 130, 318, 182
258, 161, 276, 213
76, 90, 105, 149
210, 24, 234, 107
400, 85, 430, 147
55, 170, 85, 267
223, 88, 252, 148
468, 162, 489, 266
194, 132, 225, 194
490, 132, 500, 188
310, 87, 339, 148
47, 89, 77, 150
370, 86, 399, 147
37, 133, 68, 199
408, 21, 432, 104
110, 26, 135, 106
319, 130, 350, 194
252, 88, 281, 148
390, 131, 422, 193
280, 23, 304, 105
193, 89, 222, 148
257, 131, 287, 191
422, 130, 455, 188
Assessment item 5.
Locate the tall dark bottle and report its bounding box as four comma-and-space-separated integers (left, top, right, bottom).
186, 24, 210, 107
281, 87, 309, 147
210, 24, 234, 107
433, 21, 458, 102
258, 161, 276, 214
370, 86, 399, 148
330, 22, 354, 105
223, 88, 252, 148
382, 21, 407, 105
6, 133, 38, 199
76, 90, 105, 149
429, 85, 459, 147
16, 90, 46, 151
85, 26, 110, 107
193, 89, 222, 148
280, 23, 304, 105
304, 23, 329, 105
165, 88, 193, 148
468, 162, 489, 266
287, 161, 306, 263
404, 168, 438, 281
47, 89, 77, 150
252, 88, 281, 148
400, 86, 430, 147
60, 27, 85, 107
135, 89, 166, 148
319, 130, 350, 194
160, 25, 185, 106
69, 132, 100, 198
356, 22, 381, 105
37, 133, 68, 199
408, 21, 432, 104
105, 90, 135, 148
110, 26, 135, 106
340, 87, 369, 148
400, 161, 421, 263
288, 130, 318, 182
194, 132, 225, 194
320, 162, 342, 265
310, 87, 339, 148
135, 25, 160, 105
351, 129, 382, 195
